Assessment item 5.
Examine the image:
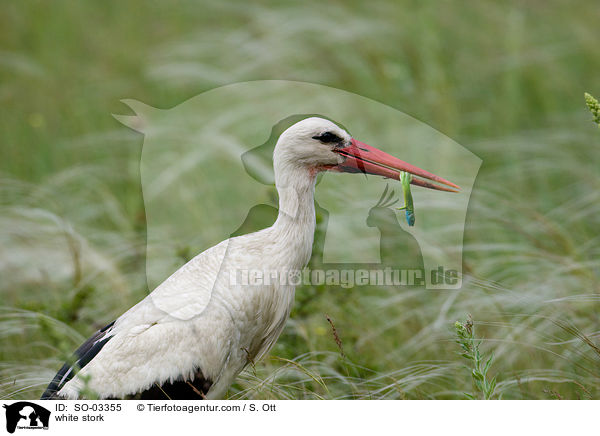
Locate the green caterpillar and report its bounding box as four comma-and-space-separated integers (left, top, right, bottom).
397, 171, 415, 226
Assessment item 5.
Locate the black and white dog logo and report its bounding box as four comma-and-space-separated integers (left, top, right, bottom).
2, 402, 50, 433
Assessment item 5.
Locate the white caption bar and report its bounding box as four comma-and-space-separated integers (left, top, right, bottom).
2, 400, 595, 436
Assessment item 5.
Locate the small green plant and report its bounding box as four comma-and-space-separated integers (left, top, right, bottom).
585, 92, 600, 127
454, 316, 497, 400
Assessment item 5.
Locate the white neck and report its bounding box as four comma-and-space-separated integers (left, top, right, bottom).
269, 164, 317, 270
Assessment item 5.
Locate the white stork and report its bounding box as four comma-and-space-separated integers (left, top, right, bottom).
41, 117, 458, 400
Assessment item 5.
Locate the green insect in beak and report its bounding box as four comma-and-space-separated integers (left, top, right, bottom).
397, 171, 415, 226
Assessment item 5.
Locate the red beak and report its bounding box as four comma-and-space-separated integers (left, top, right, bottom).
331, 139, 460, 192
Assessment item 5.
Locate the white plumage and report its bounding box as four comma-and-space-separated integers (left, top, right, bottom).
41, 117, 458, 399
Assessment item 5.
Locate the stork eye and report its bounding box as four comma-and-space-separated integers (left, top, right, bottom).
312, 131, 342, 144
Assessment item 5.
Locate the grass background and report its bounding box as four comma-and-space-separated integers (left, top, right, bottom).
1, 0, 599, 399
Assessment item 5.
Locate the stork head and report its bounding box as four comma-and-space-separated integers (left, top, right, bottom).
274, 117, 460, 192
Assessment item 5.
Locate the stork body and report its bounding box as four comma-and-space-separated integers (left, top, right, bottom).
41, 117, 458, 399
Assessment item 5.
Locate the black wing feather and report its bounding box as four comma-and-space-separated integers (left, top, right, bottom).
40, 320, 115, 399
124, 371, 213, 400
